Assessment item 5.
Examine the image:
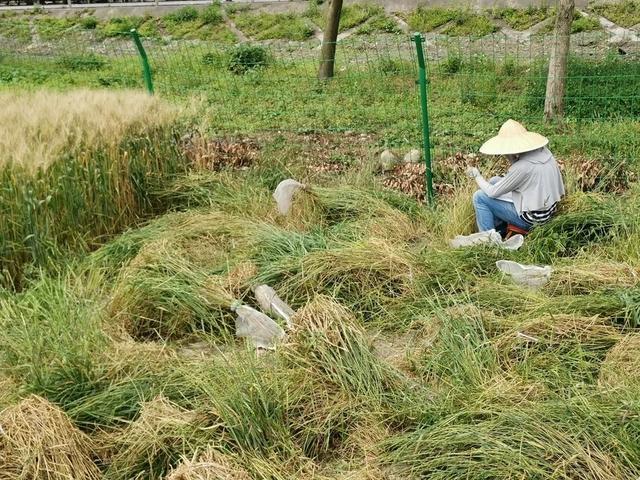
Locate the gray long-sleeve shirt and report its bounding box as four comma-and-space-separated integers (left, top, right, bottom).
476, 147, 565, 215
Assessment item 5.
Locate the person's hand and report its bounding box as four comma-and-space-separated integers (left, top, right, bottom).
466, 166, 480, 179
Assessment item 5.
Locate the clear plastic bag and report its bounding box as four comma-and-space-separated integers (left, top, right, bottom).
273, 179, 305, 215
496, 260, 552, 289
233, 304, 285, 350
254, 284, 295, 329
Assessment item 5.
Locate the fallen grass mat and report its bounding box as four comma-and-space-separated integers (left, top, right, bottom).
382, 396, 640, 479
598, 333, 640, 390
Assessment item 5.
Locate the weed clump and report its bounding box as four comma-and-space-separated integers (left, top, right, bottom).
57, 53, 106, 71
227, 45, 269, 74
165, 6, 199, 24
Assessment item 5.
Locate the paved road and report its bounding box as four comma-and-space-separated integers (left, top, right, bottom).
0, 0, 290, 11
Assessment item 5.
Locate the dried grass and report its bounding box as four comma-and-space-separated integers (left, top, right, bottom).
168, 448, 251, 480
599, 334, 640, 390
0, 395, 101, 480
546, 261, 640, 295
0, 89, 176, 171
290, 295, 358, 333
494, 314, 621, 352
439, 181, 477, 240
105, 396, 205, 479
181, 134, 259, 171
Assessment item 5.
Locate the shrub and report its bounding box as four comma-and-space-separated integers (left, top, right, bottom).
378, 58, 411, 75
100, 16, 142, 37
440, 54, 462, 74
201, 4, 223, 25
227, 45, 269, 75
571, 15, 601, 33
80, 16, 98, 30
57, 54, 106, 71
356, 15, 401, 35
164, 6, 199, 24
202, 51, 225, 67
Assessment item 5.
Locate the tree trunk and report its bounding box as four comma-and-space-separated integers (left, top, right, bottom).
544, 0, 575, 122
318, 0, 343, 79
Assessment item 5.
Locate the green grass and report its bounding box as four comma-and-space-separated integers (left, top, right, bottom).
97, 15, 145, 38
404, 7, 498, 36
442, 11, 499, 36
538, 11, 603, 34
232, 11, 314, 41
404, 7, 458, 32
355, 14, 402, 35
311, 3, 385, 33
571, 14, 603, 33
158, 5, 234, 41
591, 0, 640, 27
0, 16, 32, 42
34, 16, 79, 41
491, 6, 550, 30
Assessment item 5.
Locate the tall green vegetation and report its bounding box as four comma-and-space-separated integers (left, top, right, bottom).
0, 90, 186, 288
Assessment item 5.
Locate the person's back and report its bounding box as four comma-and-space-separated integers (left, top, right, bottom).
507, 147, 565, 217
465, 120, 565, 233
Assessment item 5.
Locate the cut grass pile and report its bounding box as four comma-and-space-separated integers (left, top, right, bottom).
0, 395, 101, 480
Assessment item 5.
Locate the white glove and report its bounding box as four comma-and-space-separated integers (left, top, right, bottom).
466, 166, 480, 179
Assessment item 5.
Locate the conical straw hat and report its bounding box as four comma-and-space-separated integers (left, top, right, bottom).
479, 119, 549, 155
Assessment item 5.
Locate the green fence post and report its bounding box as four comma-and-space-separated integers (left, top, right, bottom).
130, 29, 154, 95
412, 32, 434, 206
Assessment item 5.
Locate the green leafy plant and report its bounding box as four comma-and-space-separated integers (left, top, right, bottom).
227, 44, 269, 74
164, 6, 199, 24
80, 16, 98, 30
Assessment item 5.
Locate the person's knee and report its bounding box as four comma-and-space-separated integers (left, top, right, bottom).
473, 189, 488, 206
488, 176, 502, 185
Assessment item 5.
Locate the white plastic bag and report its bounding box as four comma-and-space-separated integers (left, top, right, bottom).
496, 260, 552, 288
233, 304, 285, 350
273, 179, 306, 215
449, 229, 524, 251
254, 284, 295, 329
450, 229, 502, 248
